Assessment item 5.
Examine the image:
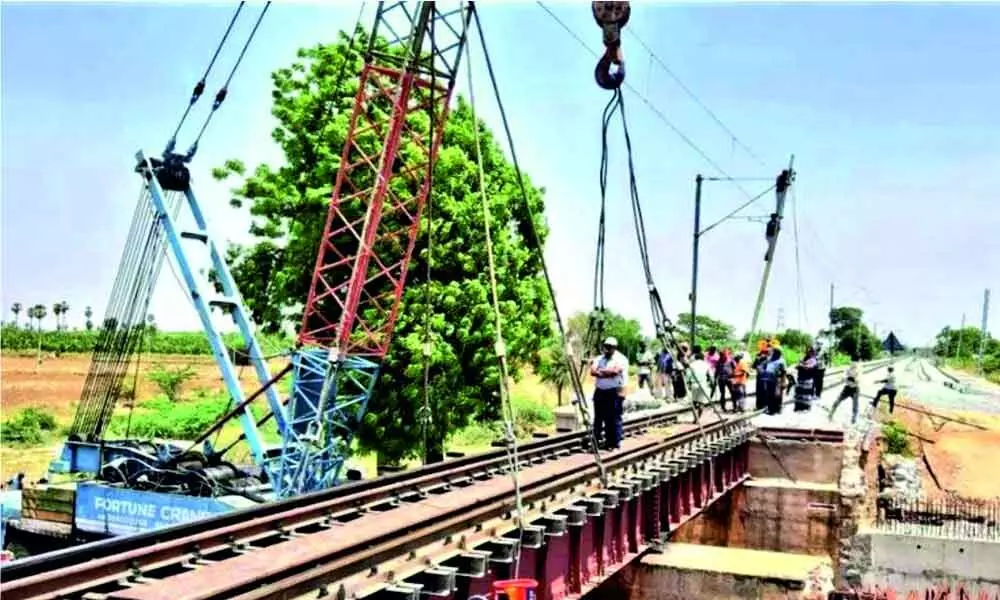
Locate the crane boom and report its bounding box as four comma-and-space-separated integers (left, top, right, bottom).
277, 2, 473, 496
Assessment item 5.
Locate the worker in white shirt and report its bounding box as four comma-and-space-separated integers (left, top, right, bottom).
636, 342, 654, 391
872, 366, 897, 414
687, 346, 712, 415
590, 336, 629, 451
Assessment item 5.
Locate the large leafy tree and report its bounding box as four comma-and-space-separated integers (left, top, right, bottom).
567, 309, 644, 362
825, 306, 879, 361
213, 31, 554, 466
677, 313, 736, 350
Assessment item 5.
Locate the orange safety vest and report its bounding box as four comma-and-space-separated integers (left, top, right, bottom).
732, 360, 749, 385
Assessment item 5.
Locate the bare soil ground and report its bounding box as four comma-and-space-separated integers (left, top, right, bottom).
883, 396, 1000, 500
1, 353, 563, 482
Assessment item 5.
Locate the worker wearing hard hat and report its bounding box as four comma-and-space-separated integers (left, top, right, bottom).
589, 336, 629, 451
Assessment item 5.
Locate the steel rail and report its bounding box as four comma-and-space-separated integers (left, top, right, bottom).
107, 420, 757, 600
0, 359, 895, 600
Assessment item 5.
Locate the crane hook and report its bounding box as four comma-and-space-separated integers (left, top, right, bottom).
592, 2, 631, 90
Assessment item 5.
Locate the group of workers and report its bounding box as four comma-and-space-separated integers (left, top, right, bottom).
588, 335, 900, 451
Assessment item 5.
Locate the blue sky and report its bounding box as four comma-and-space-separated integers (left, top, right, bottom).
2, 2, 998, 346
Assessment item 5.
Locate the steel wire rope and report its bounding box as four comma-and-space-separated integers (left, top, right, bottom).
574, 93, 621, 383
470, 6, 607, 485
167, 1, 246, 150
420, 6, 438, 467
73, 188, 181, 439
186, 2, 271, 158
71, 187, 152, 436
535, 1, 765, 209
464, 17, 527, 576
610, 89, 727, 431
91, 189, 183, 438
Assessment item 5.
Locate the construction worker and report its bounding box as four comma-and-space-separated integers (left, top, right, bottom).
764, 213, 780, 261
687, 347, 712, 414
655, 348, 674, 400
829, 362, 861, 424
760, 346, 787, 415
752, 343, 770, 410
715, 348, 736, 410
590, 336, 628, 450
730, 352, 750, 412
636, 342, 654, 391
705, 345, 720, 398
872, 366, 897, 414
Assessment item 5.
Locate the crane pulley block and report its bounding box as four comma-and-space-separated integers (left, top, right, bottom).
592, 2, 631, 90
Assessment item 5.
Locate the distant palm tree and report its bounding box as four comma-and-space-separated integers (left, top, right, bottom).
32, 304, 48, 330
30, 304, 48, 372
11, 302, 22, 327
58, 301, 70, 329
52, 303, 62, 330
84, 306, 94, 331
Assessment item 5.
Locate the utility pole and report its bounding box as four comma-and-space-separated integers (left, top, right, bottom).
955, 313, 966, 359
978, 288, 991, 375
689, 174, 703, 347
745, 155, 795, 355
776, 307, 786, 332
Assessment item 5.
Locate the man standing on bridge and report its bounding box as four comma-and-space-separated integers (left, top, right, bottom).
590, 337, 629, 451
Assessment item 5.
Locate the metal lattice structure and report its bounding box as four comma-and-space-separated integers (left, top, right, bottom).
278, 2, 473, 496
135, 152, 287, 463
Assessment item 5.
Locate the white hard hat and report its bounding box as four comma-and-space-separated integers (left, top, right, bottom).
603, 337, 618, 347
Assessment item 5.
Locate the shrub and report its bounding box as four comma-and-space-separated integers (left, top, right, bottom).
1, 407, 58, 445
147, 364, 197, 401
108, 395, 233, 440
882, 420, 912, 456
0, 324, 292, 357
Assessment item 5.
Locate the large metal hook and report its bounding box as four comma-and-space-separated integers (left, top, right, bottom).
595, 47, 625, 90
592, 2, 630, 90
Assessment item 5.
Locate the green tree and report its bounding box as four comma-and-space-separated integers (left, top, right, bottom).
51, 302, 63, 330
567, 310, 644, 362
11, 302, 22, 327
213, 32, 553, 465
776, 328, 813, 352
677, 313, 736, 350
536, 337, 571, 406
84, 305, 94, 331
827, 306, 879, 361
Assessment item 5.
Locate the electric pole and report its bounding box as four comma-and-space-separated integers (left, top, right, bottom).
689, 174, 703, 347
978, 288, 991, 375
744, 156, 795, 355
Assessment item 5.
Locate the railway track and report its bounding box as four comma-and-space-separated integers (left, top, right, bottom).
1, 359, 895, 599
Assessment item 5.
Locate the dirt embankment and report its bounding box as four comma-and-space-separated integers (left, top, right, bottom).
883, 397, 1000, 500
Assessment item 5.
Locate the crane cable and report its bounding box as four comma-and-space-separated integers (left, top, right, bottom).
167, 1, 246, 152
463, 5, 526, 577
574, 93, 620, 381
185, 2, 271, 159
420, 5, 437, 466
607, 88, 726, 432
471, 6, 608, 486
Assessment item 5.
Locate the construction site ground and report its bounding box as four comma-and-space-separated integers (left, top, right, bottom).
877, 359, 1000, 500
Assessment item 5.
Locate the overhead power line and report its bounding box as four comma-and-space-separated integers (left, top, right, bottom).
626, 29, 769, 169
